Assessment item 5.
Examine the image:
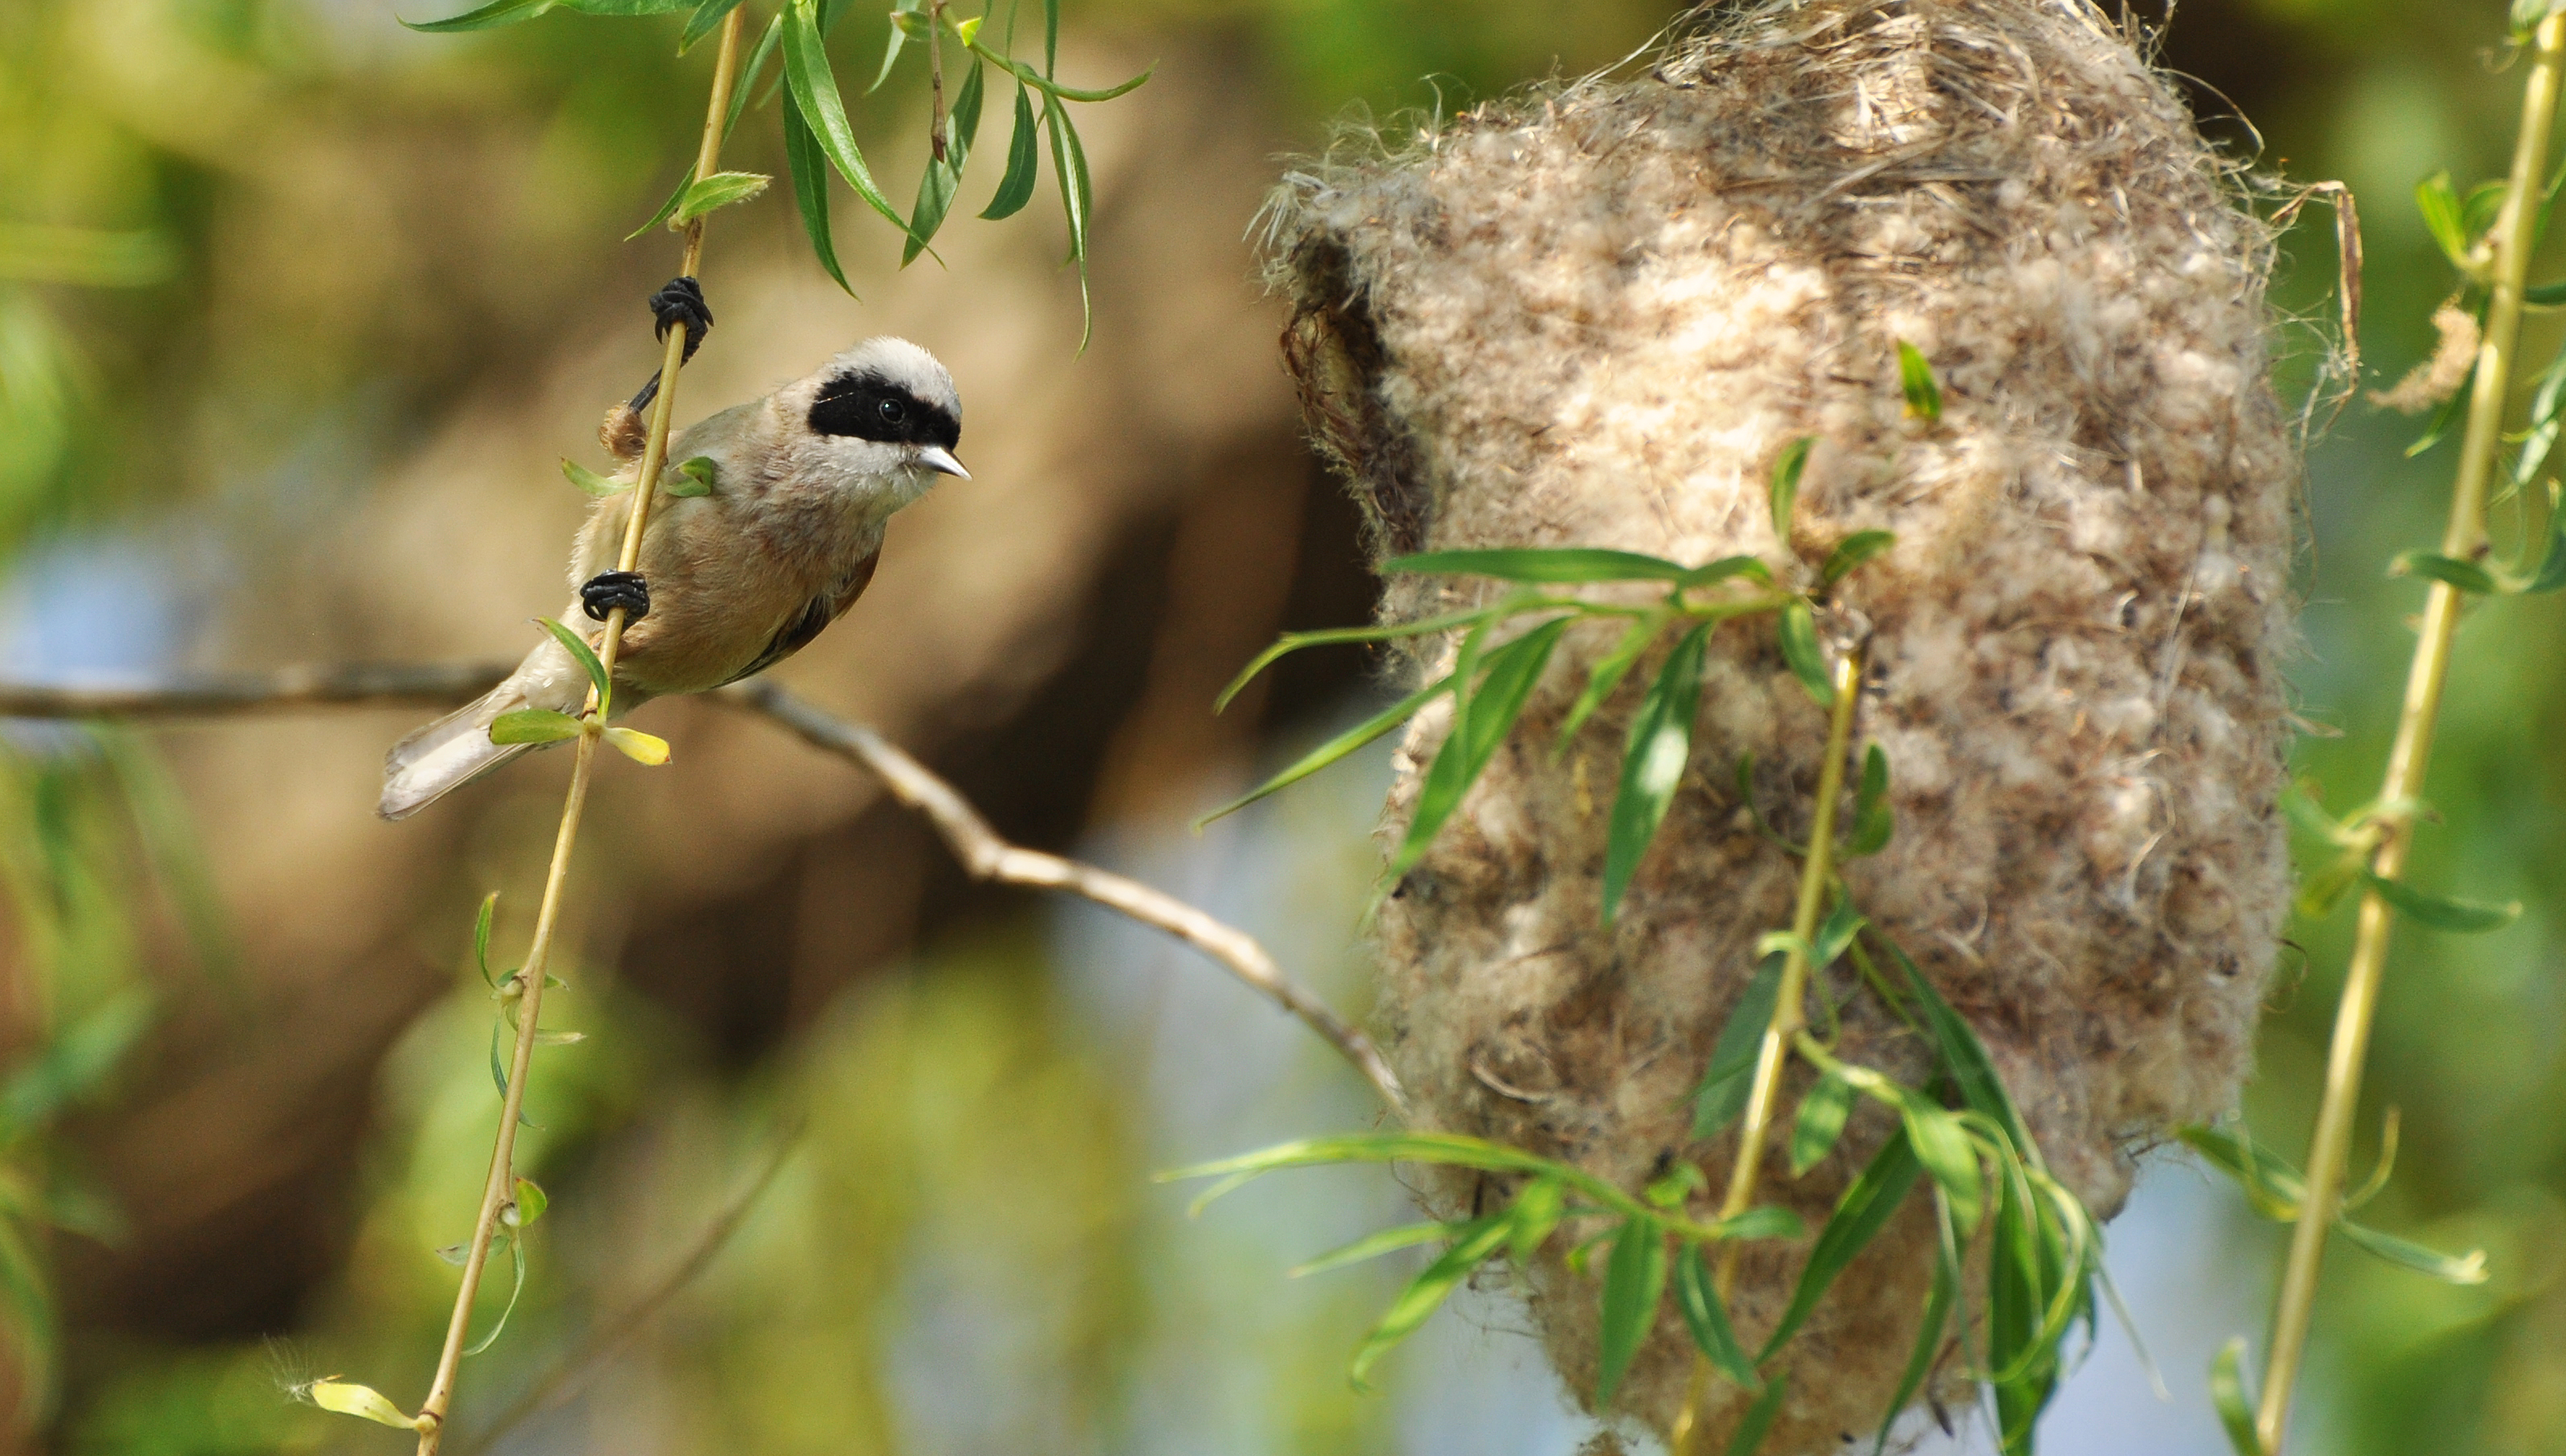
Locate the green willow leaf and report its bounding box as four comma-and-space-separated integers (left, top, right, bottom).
1777, 601, 1831, 706
535, 618, 612, 709
1711, 1206, 1805, 1241
2209, 1338, 2262, 1456
560, 458, 630, 497
1348, 1216, 1512, 1389
980, 82, 1041, 219
1595, 1218, 1670, 1407
971, 45, 1153, 102
1691, 955, 1782, 1138
2366, 873, 2522, 933
1673, 1245, 1760, 1390
489, 709, 585, 746
1821, 530, 1897, 585
868, 0, 917, 93
473, 891, 500, 989
1790, 1071, 1857, 1175
1845, 744, 1892, 855
1602, 623, 1710, 922
1769, 438, 1811, 539
2522, 505, 2566, 593
558, 0, 690, 12
1875, 1218, 1959, 1455
1555, 615, 1663, 754
1723, 1368, 1790, 1456
401, 0, 555, 32
668, 457, 718, 497
1163, 1132, 1565, 1199
1902, 1104, 1984, 1234
1683, 554, 1776, 588
2335, 1219, 2490, 1285
2510, 351, 2566, 489
1196, 673, 1456, 828
1044, 91, 1095, 348
679, 0, 748, 51
461, 1227, 530, 1356
1510, 1176, 1566, 1264
1888, 937, 2033, 1151
629, 12, 782, 240
2408, 358, 2473, 458
1897, 341, 1942, 422
1811, 895, 1864, 971
672, 170, 770, 223
782, 0, 913, 235
1216, 603, 1507, 710
1384, 547, 1691, 583
781, 83, 856, 296
904, 55, 984, 259
1389, 619, 1571, 877
2417, 172, 2472, 267
1760, 1127, 1922, 1360
2389, 550, 2499, 595
1291, 1219, 1474, 1279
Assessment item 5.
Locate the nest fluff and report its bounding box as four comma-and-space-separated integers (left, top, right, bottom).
1265, 0, 2296, 1445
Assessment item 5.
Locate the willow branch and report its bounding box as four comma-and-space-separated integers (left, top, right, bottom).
2254, 15, 2566, 1453
0, 663, 509, 718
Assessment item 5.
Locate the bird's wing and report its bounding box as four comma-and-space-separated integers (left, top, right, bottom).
716, 547, 882, 688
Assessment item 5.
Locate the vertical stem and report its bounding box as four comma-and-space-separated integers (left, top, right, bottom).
1667, 645, 1865, 1456
409, 13, 746, 1452
928, 2, 948, 162
2253, 15, 2565, 1452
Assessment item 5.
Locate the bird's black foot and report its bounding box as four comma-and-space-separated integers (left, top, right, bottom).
625, 277, 714, 413
651, 276, 712, 363
580, 570, 650, 623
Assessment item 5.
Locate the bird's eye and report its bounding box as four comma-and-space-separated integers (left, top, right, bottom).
878, 397, 907, 424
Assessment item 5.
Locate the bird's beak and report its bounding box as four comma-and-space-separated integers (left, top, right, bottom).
916, 445, 971, 480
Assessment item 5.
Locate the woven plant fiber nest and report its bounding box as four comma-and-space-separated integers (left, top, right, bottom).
1264, 0, 2296, 1446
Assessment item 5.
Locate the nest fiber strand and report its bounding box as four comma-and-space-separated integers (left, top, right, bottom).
1266, 0, 2295, 1445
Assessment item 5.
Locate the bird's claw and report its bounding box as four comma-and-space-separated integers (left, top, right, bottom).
650, 276, 712, 363
580, 570, 650, 623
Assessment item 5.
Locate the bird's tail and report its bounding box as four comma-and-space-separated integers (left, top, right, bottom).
377, 681, 536, 820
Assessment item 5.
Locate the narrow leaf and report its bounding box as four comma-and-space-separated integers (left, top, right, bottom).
1673, 1245, 1760, 1390
667, 456, 718, 496
979, 83, 1040, 219
401, 0, 554, 32
1195, 673, 1456, 827
2521, 504, 2566, 593
1888, 937, 2032, 1150
2209, 1338, 2263, 1456
1160, 1132, 1568, 1193
781, 82, 856, 295
1683, 554, 1777, 589
1760, 1129, 1922, 1359
1556, 615, 1663, 753
1769, 438, 1811, 539
1389, 619, 1570, 877
1509, 1177, 1566, 1264
1875, 1218, 1959, 1455
1778, 601, 1831, 706
1384, 547, 1692, 584
2336, 1221, 2489, 1285
2415, 172, 2472, 270
680, 0, 748, 51
1291, 1220, 1473, 1279
1217, 603, 1506, 709
782, 0, 913, 234
536, 617, 612, 708
1594, 1219, 1670, 1407
973, 48, 1153, 103
604, 726, 672, 765
462, 1231, 529, 1356
473, 892, 498, 989
905, 159, 959, 267
1602, 623, 1710, 922
867, 0, 914, 92
1044, 91, 1095, 348
488, 709, 585, 746
1723, 1369, 1790, 1456
1790, 1072, 1856, 1175
673, 170, 769, 223
511, 1177, 550, 1227
1710, 1206, 1805, 1241
1821, 530, 1896, 584
1897, 342, 1942, 421
1902, 1105, 1984, 1235
1692, 955, 1783, 1139
561, 458, 632, 497
307, 1381, 422, 1430
1845, 744, 1892, 855
1348, 1216, 1512, 1388
2389, 550, 2498, 595
2366, 873, 2522, 933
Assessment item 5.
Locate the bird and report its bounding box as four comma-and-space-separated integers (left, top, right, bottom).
379, 280, 966, 820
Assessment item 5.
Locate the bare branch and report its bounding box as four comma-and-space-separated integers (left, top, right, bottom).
0, 662, 1408, 1115
722, 679, 1408, 1117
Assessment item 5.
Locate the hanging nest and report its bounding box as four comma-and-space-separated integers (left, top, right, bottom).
1264, 0, 2296, 1445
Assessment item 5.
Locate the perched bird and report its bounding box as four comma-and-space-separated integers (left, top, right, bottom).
379, 280, 966, 819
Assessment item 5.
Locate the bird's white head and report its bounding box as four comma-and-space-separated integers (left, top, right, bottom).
779, 337, 967, 507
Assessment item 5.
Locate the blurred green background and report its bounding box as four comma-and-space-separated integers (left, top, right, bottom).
0, 1, 2560, 1453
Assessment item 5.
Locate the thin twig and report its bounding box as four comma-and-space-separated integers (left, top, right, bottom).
450, 1123, 806, 1456
1667, 644, 1864, 1456
724, 679, 1408, 1117
2255, 16, 2566, 1453
0, 663, 510, 718
412, 15, 749, 1452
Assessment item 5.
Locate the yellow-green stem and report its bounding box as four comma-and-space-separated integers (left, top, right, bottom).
410, 13, 746, 1451
2253, 14, 2566, 1451
1667, 644, 1864, 1456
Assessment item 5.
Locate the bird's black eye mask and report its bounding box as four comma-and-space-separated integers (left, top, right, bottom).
808, 369, 960, 449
